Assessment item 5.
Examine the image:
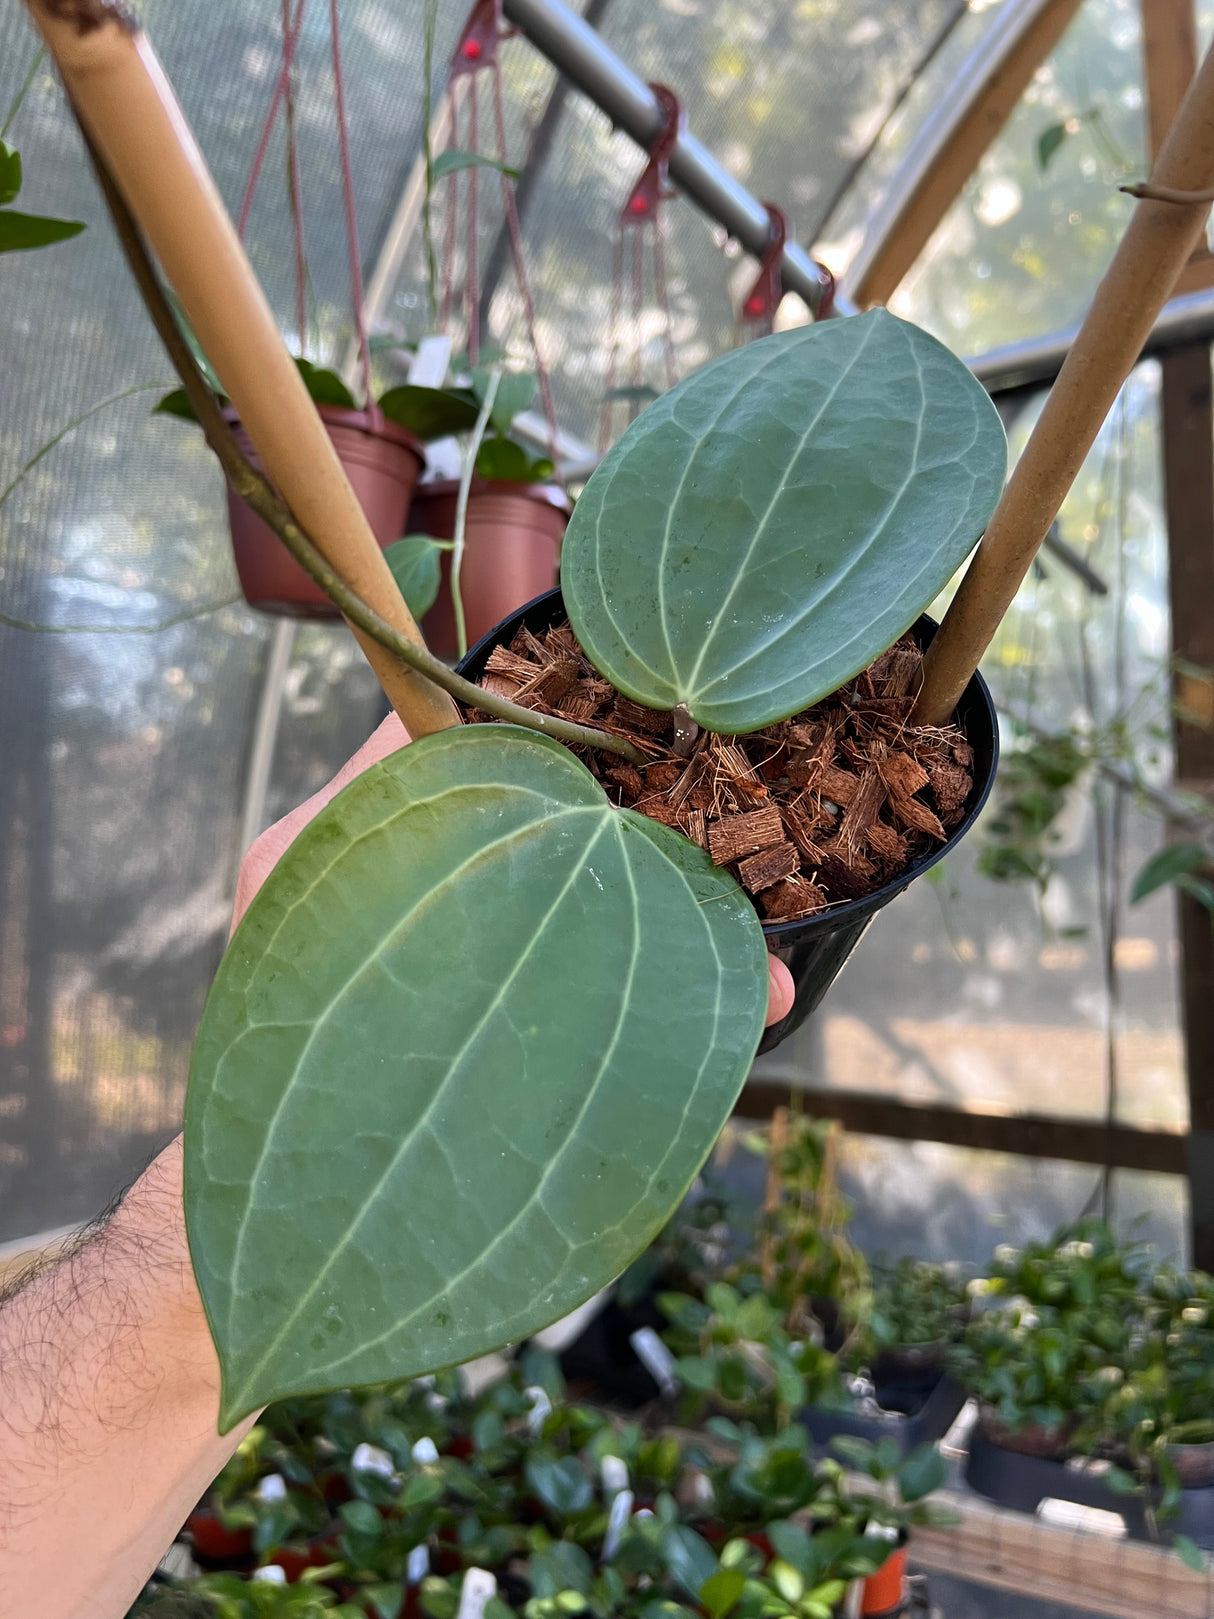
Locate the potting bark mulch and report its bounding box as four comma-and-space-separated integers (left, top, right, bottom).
466, 617, 974, 922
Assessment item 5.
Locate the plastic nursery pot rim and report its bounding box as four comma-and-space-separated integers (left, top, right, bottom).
411, 474, 574, 513
220, 400, 426, 459
456, 587, 999, 1047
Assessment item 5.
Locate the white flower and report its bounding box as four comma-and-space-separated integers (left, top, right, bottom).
1058, 1240, 1095, 1260
994, 1245, 1020, 1266
1182, 1305, 1208, 1326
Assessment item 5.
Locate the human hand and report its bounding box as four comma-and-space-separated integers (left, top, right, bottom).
235, 714, 795, 1026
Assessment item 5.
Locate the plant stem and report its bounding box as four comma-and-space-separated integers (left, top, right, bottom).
2, 45, 45, 139
452, 368, 499, 660
0, 380, 170, 511
88, 144, 644, 766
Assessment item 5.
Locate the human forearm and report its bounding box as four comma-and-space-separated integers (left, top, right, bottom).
0, 1136, 254, 1619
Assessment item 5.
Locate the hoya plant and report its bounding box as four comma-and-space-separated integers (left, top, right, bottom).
184, 308, 1006, 1428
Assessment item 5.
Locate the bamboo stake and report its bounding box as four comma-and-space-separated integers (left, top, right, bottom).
911, 38, 1214, 728
26, 0, 459, 739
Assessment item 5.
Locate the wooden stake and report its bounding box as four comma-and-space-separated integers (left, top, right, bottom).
911, 37, 1214, 728
26, 0, 460, 739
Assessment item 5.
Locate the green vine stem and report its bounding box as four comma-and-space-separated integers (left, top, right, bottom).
87, 139, 645, 766
451, 367, 499, 660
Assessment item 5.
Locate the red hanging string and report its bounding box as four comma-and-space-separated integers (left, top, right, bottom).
599, 230, 625, 453
329, 0, 375, 413
237, 0, 308, 240
466, 76, 480, 368
282, 0, 308, 348
490, 58, 560, 468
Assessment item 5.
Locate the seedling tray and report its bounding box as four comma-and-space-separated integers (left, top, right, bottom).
800, 1374, 967, 1457
964, 1427, 1214, 1550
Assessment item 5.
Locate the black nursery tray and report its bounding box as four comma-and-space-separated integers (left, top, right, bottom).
800, 1374, 967, 1457
964, 1427, 1214, 1550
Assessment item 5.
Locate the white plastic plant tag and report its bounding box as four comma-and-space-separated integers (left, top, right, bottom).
411, 1436, 440, 1465
457, 1567, 497, 1619
525, 1384, 553, 1436
407, 334, 453, 389
533, 1287, 612, 1351
253, 1566, 288, 1585
1037, 1499, 1127, 1538
254, 1473, 288, 1502
600, 1454, 629, 1498
351, 1442, 397, 1479
407, 1544, 431, 1585
629, 1326, 680, 1397
602, 1487, 634, 1561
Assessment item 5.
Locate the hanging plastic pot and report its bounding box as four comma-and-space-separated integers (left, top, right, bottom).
224, 405, 425, 618
411, 477, 572, 658
456, 589, 999, 1057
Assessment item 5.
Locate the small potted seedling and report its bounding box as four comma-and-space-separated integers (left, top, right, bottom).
864, 1258, 968, 1402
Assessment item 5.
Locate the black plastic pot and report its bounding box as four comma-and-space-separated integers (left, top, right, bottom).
457, 589, 1000, 1055
965, 1427, 1214, 1549
801, 1374, 967, 1458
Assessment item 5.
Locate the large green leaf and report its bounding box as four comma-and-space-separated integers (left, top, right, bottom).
0, 208, 85, 253
561, 309, 1006, 734
185, 726, 766, 1427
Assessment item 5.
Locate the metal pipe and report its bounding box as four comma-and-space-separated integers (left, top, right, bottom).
968, 286, 1214, 396
500, 0, 838, 315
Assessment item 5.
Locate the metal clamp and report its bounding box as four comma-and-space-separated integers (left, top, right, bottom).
619, 83, 683, 225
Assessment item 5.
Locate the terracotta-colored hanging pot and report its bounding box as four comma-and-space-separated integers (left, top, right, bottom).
411, 477, 572, 658
223, 404, 425, 618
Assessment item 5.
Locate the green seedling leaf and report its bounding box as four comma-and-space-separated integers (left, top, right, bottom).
383, 534, 447, 620
699, 1569, 745, 1619
295, 358, 357, 409
526, 1454, 593, 1518
896, 1443, 946, 1502
1130, 841, 1210, 904
153, 387, 203, 422
185, 727, 766, 1426
378, 384, 481, 441
1175, 1534, 1205, 1572
476, 434, 553, 483
471, 367, 536, 434
662, 1524, 718, 1599
562, 309, 1006, 734
1037, 121, 1070, 171
0, 140, 21, 207
0, 209, 85, 253
431, 149, 520, 183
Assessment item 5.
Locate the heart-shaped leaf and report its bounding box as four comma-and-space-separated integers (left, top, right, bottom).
378, 384, 482, 441
383, 534, 448, 619
0, 209, 85, 254
561, 309, 1006, 734
185, 726, 766, 1427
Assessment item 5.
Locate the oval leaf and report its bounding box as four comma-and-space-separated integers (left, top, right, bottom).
0, 141, 22, 208
185, 727, 766, 1427
0, 209, 85, 253
561, 309, 1006, 734
1130, 840, 1210, 904
378, 384, 482, 441
295, 358, 356, 409
432, 149, 520, 183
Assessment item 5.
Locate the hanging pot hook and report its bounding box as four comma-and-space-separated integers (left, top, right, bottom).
620, 83, 684, 226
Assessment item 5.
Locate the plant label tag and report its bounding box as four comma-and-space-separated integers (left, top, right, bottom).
629, 1326, 680, 1397
1037, 1499, 1127, 1538
457, 1567, 497, 1619
407, 1544, 431, 1585
411, 1436, 440, 1465
602, 1487, 634, 1560
600, 1454, 629, 1497
254, 1473, 288, 1502
351, 1442, 397, 1479
524, 1384, 553, 1435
